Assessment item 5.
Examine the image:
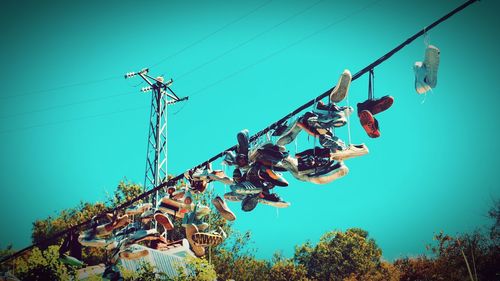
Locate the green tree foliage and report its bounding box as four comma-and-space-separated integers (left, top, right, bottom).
13, 246, 75, 281
294, 228, 393, 281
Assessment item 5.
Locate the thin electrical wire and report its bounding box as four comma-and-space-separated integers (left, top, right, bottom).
1, 1, 273, 101
0, 105, 146, 135
175, 0, 325, 80
0, 90, 136, 120
189, 0, 383, 98
0, 0, 479, 264
0, 75, 121, 100
150, 0, 273, 69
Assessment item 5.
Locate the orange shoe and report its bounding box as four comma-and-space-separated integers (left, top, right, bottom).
359, 110, 380, 138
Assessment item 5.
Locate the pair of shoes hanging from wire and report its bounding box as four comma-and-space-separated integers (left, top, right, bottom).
357, 69, 394, 138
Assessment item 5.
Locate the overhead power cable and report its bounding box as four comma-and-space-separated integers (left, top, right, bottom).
149, 0, 273, 69
2, 1, 272, 101
0, 0, 479, 265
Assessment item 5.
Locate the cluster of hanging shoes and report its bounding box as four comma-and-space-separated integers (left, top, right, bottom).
66, 43, 440, 268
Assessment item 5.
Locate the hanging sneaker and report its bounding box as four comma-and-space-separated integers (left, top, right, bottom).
129, 228, 159, 243
59, 254, 85, 268
414, 61, 431, 94
296, 147, 331, 175
78, 233, 110, 248
223, 151, 237, 166
154, 211, 174, 231
258, 166, 288, 187
241, 194, 259, 212
212, 196, 236, 221
272, 121, 289, 137
423, 45, 440, 88
185, 224, 205, 257
330, 69, 352, 103
258, 192, 290, 208
308, 161, 349, 184
276, 120, 302, 147
252, 143, 289, 166
230, 181, 263, 195
140, 209, 155, 223
297, 112, 322, 136
330, 144, 369, 161
223, 191, 246, 202
192, 228, 226, 247
125, 203, 153, 216
319, 134, 346, 152
357, 96, 394, 116
313, 101, 353, 128
119, 246, 149, 260
236, 129, 250, 167
208, 170, 234, 185
358, 110, 380, 138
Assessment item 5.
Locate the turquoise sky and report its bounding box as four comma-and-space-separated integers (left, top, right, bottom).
1, 0, 499, 261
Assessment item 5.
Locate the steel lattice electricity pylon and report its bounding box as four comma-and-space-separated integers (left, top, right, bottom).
125, 68, 188, 206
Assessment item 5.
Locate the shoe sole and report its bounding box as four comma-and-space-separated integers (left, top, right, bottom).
359, 110, 380, 138
185, 224, 205, 257
330, 69, 352, 103
120, 249, 149, 260
423, 45, 440, 88
154, 213, 174, 231
212, 197, 236, 221
231, 184, 263, 195
192, 233, 224, 247
258, 199, 290, 208
309, 164, 349, 184
330, 144, 369, 161
223, 192, 246, 202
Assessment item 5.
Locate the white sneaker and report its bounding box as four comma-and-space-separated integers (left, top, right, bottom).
330, 69, 352, 103
414, 61, 431, 94
423, 45, 440, 88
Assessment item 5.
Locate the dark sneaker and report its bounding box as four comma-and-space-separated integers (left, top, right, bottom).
233, 168, 243, 183
296, 147, 331, 159
241, 195, 259, 212
272, 121, 289, 137
236, 129, 250, 156
308, 161, 349, 184
358, 110, 380, 138
258, 192, 290, 208
357, 96, 394, 116
212, 196, 236, 221
252, 143, 289, 166
297, 112, 322, 136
